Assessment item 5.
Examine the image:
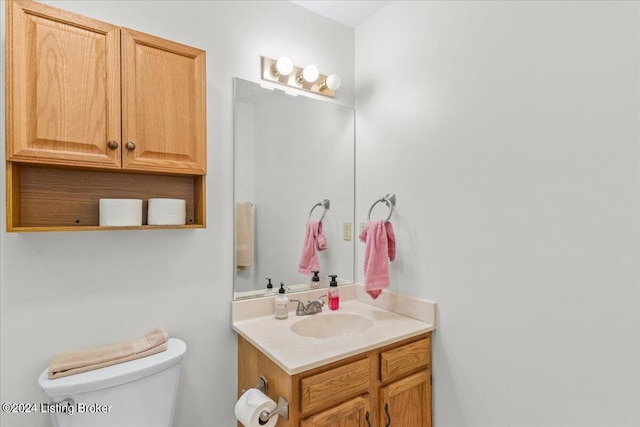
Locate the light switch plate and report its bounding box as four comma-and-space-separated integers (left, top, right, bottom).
343, 222, 352, 241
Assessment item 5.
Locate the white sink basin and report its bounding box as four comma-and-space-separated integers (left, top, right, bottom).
290, 313, 374, 339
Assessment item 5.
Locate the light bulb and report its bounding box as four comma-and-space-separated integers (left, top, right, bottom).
274, 57, 293, 76
301, 64, 319, 83
325, 74, 341, 91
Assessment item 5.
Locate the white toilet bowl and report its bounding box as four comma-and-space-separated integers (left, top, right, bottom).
38, 338, 186, 427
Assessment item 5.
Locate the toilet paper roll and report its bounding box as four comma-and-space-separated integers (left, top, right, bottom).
99, 199, 143, 226
147, 198, 186, 225
234, 388, 278, 427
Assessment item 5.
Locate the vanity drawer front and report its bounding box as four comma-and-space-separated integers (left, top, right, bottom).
380, 336, 431, 382
301, 358, 371, 414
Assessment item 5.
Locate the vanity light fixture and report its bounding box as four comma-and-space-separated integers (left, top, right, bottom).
318, 74, 342, 91
297, 64, 319, 84
272, 56, 293, 77
261, 56, 340, 98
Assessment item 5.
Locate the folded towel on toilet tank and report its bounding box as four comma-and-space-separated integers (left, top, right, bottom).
48, 327, 169, 379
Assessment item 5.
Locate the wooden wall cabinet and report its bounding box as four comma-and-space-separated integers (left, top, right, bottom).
238, 333, 432, 427
120, 27, 206, 175
5, 0, 206, 231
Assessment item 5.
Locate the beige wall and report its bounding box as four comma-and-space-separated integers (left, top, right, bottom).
0, 1, 354, 426
356, 1, 639, 426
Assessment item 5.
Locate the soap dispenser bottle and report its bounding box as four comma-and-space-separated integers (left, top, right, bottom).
264, 278, 274, 296
310, 270, 321, 289
328, 275, 339, 310
275, 283, 289, 320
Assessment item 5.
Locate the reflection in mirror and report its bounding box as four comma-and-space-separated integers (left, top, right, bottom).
233, 78, 355, 300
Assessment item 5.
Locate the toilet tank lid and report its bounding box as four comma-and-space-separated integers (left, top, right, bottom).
37, 338, 186, 398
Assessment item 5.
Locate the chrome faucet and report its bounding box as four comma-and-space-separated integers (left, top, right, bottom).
290, 295, 327, 316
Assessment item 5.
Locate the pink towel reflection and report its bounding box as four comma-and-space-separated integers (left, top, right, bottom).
298, 220, 327, 275
359, 221, 396, 299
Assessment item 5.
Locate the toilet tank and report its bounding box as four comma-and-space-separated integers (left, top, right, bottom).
37, 338, 186, 427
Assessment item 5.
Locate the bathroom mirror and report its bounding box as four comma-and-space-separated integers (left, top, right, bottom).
233, 78, 355, 300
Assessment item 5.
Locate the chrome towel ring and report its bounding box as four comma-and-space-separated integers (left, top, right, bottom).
309, 199, 330, 222
367, 193, 396, 222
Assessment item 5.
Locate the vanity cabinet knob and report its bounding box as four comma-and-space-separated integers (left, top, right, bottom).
384, 403, 391, 427
125, 142, 136, 151
365, 411, 371, 427
107, 140, 118, 150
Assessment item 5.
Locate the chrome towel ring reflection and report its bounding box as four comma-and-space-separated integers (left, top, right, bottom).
309, 199, 330, 222
367, 193, 396, 222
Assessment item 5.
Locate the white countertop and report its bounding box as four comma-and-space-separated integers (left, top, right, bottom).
232, 286, 436, 375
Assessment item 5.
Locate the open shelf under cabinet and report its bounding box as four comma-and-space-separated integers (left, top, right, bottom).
6, 163, 206, 232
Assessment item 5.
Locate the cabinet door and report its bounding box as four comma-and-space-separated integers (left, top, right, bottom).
6, 0, 121, 169
379, 370, 431, 427
121, 28, 207, 175
301, 395, 372, 427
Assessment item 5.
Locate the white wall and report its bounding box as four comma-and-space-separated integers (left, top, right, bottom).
0, 1, 354, 426
356, 1, 639, 426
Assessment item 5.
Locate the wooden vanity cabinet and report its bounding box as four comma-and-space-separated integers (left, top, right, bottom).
378, 338, 432, 426
237, 332, 432, 427
380, 370, 431, 427
300, 395, 371, 427
5, 0, 206, 231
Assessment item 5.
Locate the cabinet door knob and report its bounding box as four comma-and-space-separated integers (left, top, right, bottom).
125, 142, 136, 151
365, 411, 372, 427
107, 140, 119, 150
384, 403, 391, 427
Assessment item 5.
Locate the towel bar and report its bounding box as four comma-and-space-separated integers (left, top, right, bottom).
308, 199, 330, 222
367, 193, 396, 222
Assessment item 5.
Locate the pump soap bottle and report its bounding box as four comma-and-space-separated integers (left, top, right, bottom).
264, 278, 274, 296
275, 283, 289, 319
310, 270, 321, 289
328, 275, 339, 310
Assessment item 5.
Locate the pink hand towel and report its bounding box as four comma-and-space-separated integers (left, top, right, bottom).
359, 221, 396, 299
298, 220, 327, 275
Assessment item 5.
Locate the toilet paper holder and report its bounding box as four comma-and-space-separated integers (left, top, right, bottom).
241, 375, 289, 422
241, 375, 269, 395
259, 395, 289, 424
